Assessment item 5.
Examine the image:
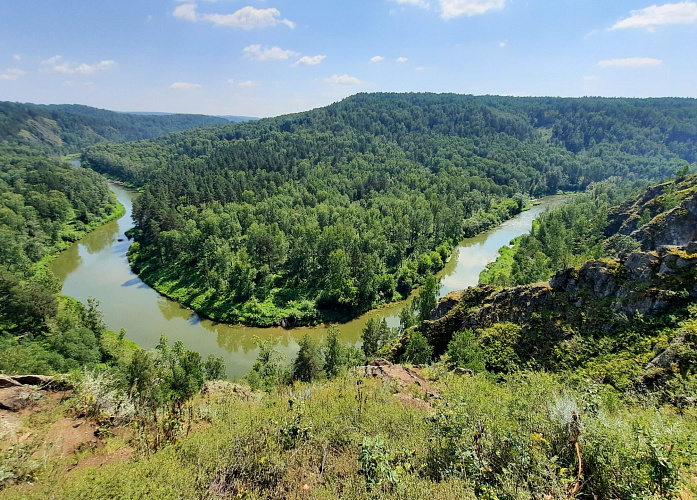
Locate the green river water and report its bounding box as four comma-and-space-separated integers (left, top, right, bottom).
50, 184, 568, 378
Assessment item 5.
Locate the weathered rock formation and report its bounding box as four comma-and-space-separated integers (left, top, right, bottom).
606, 176, 697, 250
0, 375, 56, 412
415, 245, 697, 363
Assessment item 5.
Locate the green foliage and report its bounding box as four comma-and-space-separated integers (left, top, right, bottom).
479, 240, 518, 287
93, 94, 695, 326
361, 317, 393, 358
204, 354, 226, 380
398, 305, 418, 334
0, 145, 124, 375
403, 331, 433, 365
446, 329, 486, 372
154, 337, 207, 403
478, 322, 521, 373
245, 336, 287, 391
415, 275, 441, 323
0, 101, 229, 155
291, 334, 323, 382
322, 326, 345, 378
6, 370, 695, 499
605, 233, 641, 257
359, 435, 402, 491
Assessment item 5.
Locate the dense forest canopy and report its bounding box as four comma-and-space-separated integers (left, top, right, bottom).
0, 101, 229, 155
80, 93, 696, 326
0, 144, 126, 373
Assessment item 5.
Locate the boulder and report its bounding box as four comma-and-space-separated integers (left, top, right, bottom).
0, 387, 42, 412
0, 375, 22, 389
11, 374, 55, 387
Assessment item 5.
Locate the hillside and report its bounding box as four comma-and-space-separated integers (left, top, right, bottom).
405, 174, 697, 391
2, 162, 697, 500
0, 101, 228, 155
77, 94, 696, 327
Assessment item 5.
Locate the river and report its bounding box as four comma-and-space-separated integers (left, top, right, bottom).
49, 185, 568, 378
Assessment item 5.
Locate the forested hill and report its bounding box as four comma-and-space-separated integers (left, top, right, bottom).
82, 93, 696, 326
0, 101, 229, 155
83, 93, 697, 189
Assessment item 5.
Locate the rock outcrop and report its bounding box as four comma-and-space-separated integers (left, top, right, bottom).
606, 175, 697, 250
0, 374, 59, 412
417, 245, 697, 362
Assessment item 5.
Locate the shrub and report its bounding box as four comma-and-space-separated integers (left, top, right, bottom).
446, 329, 485, 372
292, 334, 322, 382
403, 331, 433, 365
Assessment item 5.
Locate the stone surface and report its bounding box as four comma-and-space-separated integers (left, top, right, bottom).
0, 386, 42, 412
11, 374, 55, 387
0, 375, 22, 389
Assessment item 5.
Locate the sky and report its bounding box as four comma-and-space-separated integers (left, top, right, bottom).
1, 0, 696, 117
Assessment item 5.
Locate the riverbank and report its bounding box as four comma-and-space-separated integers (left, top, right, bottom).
36, 195, 126, 269
51, 186, 569, 378
126, 201, 529, 328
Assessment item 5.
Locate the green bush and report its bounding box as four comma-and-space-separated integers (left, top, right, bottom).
403, 331, 433, 365
446, 329, 486, 372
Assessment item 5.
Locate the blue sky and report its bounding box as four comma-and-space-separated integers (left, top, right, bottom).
1, 1, 696, 117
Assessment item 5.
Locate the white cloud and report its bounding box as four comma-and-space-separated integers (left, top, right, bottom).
12, 54, 21, 61
237, 80, 261, 88
243, 45, 299, 61
324, 74, 364, 85
170, 81, 202, 89
415, 66, 426, 71
173, 2, 198, 21
370, 56, 385, 63
439, 0, 506, 19
42, 55, 116, 75
0, 68, 25, 81
391, 0, 430, 8
226, 78, 235, 85
611, 2, 697, 30
42, 55, 63, 66
294, 55, 326, 66
174, 3, 295, 29
498, 40, 507, 48
597, 57, 663, 67
396, 57, 408, 63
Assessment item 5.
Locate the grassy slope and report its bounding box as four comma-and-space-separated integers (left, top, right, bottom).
1, 371, 695, 499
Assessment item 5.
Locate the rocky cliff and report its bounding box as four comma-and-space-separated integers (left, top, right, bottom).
606, 174, 697, 250
417, 244, 696, 361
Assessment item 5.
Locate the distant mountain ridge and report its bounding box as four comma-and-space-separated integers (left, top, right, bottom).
0, 101, 230, 155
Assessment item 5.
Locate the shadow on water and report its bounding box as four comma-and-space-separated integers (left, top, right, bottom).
51, 184, 570, 378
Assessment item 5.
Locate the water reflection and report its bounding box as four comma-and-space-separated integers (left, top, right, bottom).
50, 183, 569, 378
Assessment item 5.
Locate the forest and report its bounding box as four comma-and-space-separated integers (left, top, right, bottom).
0, 101, 229, 155
81, 93, 697, 326
3, 175, 696, 499
0, 144, 124, 373
0, 93, 696, 498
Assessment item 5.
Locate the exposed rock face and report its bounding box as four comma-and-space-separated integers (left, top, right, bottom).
430, 290, 463, 321
606, 176, 697, 251
357, 359, 435, 393
0, 375, 57, 412
418, 246, 697, 359
632, 195, 697, 250
0, 375, 23, 389
0, 387, 42, 411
